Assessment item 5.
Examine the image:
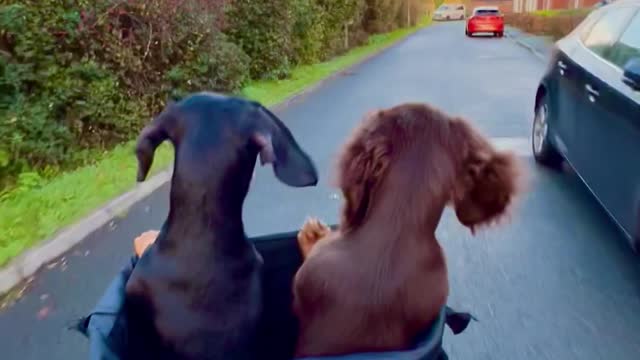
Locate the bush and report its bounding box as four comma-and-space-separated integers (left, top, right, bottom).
290, 0, 326, 64
226, 0, 365, 78
225, 0, 296, 79
504, 12, 589, 40
315, 0, 366, 58
360, 0, 425, 34
0, 0, 249, 187
164, 33, 250, 100
532, 9, 591, 18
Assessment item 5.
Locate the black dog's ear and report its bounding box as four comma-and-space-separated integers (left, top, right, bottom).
135, 106, 176, 182
252, 133, 276, 166
252, 105, 318, 187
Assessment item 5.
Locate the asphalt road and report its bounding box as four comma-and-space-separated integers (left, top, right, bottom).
1, 21, 640, 360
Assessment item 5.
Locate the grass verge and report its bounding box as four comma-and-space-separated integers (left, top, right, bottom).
532, 8, 592, 17
0, 19, 430, 267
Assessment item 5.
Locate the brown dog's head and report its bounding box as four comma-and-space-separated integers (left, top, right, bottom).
336, 103, 523, 233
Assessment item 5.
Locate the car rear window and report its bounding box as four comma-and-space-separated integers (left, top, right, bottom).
582, 7, 635, 58
475, 9, 500, 16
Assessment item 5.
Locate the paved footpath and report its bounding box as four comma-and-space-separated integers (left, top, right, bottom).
505, 25, 554, 61
1, 22, 640, 360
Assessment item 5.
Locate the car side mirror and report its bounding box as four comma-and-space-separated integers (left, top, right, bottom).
622, 58, 640, 91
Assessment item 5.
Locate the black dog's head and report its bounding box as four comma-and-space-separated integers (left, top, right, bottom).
135, 92, 318, 200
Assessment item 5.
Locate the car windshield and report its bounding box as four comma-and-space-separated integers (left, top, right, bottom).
438, 5, 450, 10
475, 9, 500, 16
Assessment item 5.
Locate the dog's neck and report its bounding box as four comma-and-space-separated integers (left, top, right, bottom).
365, 188, 447, 240
157, 159, 256, 256
366, 153, 455, 237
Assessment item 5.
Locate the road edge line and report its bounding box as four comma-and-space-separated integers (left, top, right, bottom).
0, 26, 427, 295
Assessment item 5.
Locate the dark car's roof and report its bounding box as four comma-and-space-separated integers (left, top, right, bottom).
562, 1, 639, 41
611, 0, 640, 5
599, 0, 640, 9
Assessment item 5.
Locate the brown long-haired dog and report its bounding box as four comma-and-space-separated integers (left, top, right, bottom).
292, 103, 523, 357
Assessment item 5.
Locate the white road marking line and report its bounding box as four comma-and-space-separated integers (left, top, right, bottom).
490, 137, 532, 157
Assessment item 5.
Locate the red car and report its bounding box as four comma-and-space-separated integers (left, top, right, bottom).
465, 6, 504, 38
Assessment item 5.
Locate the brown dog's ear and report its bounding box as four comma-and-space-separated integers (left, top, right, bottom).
135, 105, 176, 182
451, 120, 523, 232
337, 117, 391, 230
251, 105, 318, 187
458, 151, 521, 229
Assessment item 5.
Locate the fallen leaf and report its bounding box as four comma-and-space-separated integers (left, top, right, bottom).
37, 306, 51, 320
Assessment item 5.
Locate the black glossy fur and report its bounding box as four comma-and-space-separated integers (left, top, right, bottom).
123, 92, 318, 360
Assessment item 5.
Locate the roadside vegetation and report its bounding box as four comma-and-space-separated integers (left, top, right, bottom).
0, 0, 431, 266
532, 8, 592, 17
505, 7, 591, 40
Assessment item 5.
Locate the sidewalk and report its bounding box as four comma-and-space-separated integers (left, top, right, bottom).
505, 26, 554, 62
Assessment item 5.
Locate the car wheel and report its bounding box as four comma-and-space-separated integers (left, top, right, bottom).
532, 94, 563, 168
446, 16, 451, 20
497, 31, 504, 38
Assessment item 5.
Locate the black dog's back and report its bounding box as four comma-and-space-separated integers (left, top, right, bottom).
125, 243, 263, 360
124, 93, 317, 359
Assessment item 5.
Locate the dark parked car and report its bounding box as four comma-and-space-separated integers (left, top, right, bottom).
532, 0, 640, 252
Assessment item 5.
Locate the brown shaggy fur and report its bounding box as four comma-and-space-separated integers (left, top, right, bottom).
292, 103, 524, 357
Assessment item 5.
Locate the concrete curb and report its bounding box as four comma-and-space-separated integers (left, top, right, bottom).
505, 31, 546, 62
0, 169, 173, 295
0, 26, 426, 295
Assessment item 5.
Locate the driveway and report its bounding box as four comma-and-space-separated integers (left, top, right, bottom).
1, 21, 639, 360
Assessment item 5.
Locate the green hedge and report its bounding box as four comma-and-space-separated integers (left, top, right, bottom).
532, 8, 592, 18
0, 0, 249, 190
0, 0, 426, 192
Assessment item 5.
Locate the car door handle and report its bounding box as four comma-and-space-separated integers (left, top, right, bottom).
585, 84, 599, 103
557, 60, 568, 75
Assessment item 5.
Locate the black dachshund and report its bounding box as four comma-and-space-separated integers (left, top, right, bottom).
123, 92, 318, 360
